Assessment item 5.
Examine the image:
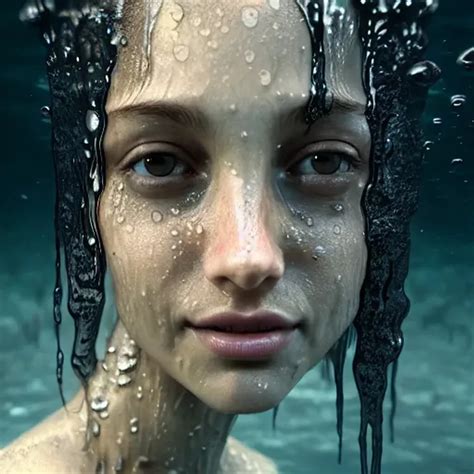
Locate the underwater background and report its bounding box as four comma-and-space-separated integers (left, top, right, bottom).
0, 2, 472, 473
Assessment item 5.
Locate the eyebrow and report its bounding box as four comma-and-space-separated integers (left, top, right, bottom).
107, 95, 366, 129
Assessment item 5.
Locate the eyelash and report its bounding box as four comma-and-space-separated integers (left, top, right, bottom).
127, 148, 360, 184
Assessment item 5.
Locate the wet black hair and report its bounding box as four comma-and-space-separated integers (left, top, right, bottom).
21, 1, 440, 473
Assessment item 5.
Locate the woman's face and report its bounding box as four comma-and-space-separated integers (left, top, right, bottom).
100, 0, 370, 413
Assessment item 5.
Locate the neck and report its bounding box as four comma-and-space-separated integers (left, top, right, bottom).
82, 320, 237, 473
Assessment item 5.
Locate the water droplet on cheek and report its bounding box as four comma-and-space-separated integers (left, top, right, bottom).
173, 44, 190, 62
259, 69, 272, 86
152, 210, 163, 223
241, 7, 259, 28
333, 225, 341, 235
333, 203, 344, 213
244, 49, 255, 63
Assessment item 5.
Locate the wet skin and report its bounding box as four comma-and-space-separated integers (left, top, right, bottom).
0, 1, 370, 473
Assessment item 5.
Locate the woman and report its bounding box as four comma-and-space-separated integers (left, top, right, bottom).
0, 0, 438, 472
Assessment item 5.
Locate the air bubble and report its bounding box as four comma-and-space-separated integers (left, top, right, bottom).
241, 7, 259, 28
259, 69, 272, 86
450, 94, 466, 109
456, 47, 474, 71
173, 45, 190, 62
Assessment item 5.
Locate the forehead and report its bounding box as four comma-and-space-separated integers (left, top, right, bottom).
107, 0, 365, 115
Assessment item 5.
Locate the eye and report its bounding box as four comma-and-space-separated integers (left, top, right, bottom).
132, 151, 193, 178
289, 151, 354, 176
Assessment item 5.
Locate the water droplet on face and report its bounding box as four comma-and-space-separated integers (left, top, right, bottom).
259, 69, 272, 86
268, 0, 280, 9
171, 207, 180, 215
432, 117, 442, 125
171, 229, 179, 236
336, 274, 342, 282
120, 35, 128, 47
170, 4, 184, 22
199, 28, 211, 37
230, 169, 238, 176
333, 203, 344, 213
130, 417, 139, 434
90, 397, 109, 412
229, 103, 237, 112
92, 420, 101, 437
195, 224, 204, 235
118, 374, 132, 386
88, 237, 96, 246
450, 94, 467, 108
173, 44, 190, 62
241, 7, 259, 28
313, 245, 326, 258
220, 25, 230, 34
456, 46, 474, 71
333, 225, 341, 235
240, 130, 248, 139
152, 210, 163, 223
126, 225, 134, 234
306, 217, 314, 227
86, 110, 100, 132
451, 158, 464, 165
244, 49, 255, 63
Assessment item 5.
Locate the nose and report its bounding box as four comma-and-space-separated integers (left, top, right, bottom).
202, 177, 284, 292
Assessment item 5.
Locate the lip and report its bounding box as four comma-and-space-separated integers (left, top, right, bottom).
185, 311, 301, 360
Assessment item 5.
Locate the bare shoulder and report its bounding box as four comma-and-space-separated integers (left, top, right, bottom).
0, 394, 89, 474
220, 435, 279, 474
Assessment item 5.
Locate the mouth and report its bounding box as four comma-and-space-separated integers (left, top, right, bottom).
184, 312, 302, 360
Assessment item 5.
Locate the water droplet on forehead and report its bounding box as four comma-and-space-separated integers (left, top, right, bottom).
244, 50, 255, 64
220, 25, 230, 34
241, 7, 259, 28
86, 110, 100, 132
259, 69, 272, 86
450, 94, 466, 109
456, 46, 474, 71
152, 210, 163, 223
173, 44, 189, 62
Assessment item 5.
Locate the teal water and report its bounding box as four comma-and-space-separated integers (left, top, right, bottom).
0, 2, 473, 473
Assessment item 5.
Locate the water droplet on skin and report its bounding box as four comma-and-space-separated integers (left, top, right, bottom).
170, 4, 184, 22
259, 69, 272, 86
107, 346, 116, 353
117, 356, 138, 372
241, 7, 259, 28
171, 207, 180, 215
229, 103, 237, 112
231, 169, 238, 176
451, 158, 463, 165
120, 35, 128, 47
130, 417, 139, 434
268, 0, 280, 10
333, 225, 341, 235
407, 60, 441, 87
423, 140, 434, 151
333, 203, 344, 212
118, 374, 132, 386
86, 110, 100, 132
90, 397, 109, 412
336, 274, 342, 282
196, 224, 204, 235
99, 410, 109, 420
84, 150, 91, 159
152, 210, 163, 223
126, 225, 134, 234
117, 215, 125, 224
171, 229, 179, 236
173, 44, 189, 62
220, 25, 230, 34
199, 28, 211, 37
92, 420, 101, 437
312, 245, 326, 260
456, 46, 474, 71
41, 105, 51, 117
240, 130, 248, 139
244, 49, 255, 63
88, 237, 96, 246
191, 15, 201, 27
207, 40, 218, 50
306, 217, 313, 227
433, 117, 442, 125
114, 457, 124, 472
272, 22, 279, 30
450, 94, 466, 108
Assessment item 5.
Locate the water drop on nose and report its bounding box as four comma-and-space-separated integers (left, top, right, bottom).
86, 110, 100, 132
244, 49, 255, 64
173, 44, 190, 62
152, 210, 163, 223
241, 7, 259, 28
407, 60, 441, 87
456, 46, 474, 71
450, 94, 466, 109
259, 69, 272, 86
432, 117, 442, 125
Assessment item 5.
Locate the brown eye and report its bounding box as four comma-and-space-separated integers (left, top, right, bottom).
310, 152, 350, 175
142, 153, 176, 177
